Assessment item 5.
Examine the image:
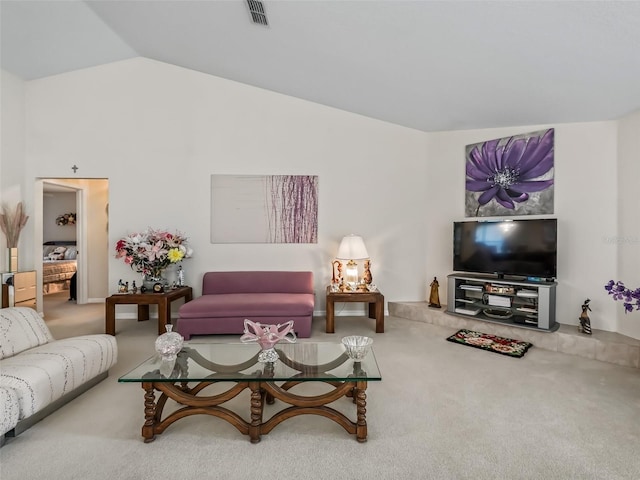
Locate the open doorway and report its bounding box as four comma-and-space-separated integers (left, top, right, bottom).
34, 179, 109, 318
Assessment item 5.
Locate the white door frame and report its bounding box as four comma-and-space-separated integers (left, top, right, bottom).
35, 179, 88, 314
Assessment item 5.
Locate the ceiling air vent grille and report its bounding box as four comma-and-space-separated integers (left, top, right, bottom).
247, 0, 269, 26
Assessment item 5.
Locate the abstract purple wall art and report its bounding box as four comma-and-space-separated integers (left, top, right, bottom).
211, 175, 318, 243
465, 128, 554, 217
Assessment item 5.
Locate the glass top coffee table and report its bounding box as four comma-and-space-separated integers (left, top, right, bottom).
119, 342, 382, 443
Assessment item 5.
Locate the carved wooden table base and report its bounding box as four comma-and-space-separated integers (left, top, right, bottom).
139, 378, 369, 443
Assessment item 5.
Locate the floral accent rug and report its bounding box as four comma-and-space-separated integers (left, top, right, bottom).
446, 329, 533, 358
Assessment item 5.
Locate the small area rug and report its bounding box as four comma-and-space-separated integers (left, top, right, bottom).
446, 329, 533, 358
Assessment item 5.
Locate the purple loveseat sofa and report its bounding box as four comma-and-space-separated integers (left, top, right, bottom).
176, 271, 314, 340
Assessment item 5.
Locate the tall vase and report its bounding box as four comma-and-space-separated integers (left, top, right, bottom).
155, 324, 184, 361
8, 248, 18, 273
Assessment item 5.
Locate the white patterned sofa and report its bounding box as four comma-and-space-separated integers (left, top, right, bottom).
0, 307, 117, 445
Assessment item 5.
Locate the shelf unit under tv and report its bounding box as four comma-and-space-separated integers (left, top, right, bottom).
446, 273, 558, 332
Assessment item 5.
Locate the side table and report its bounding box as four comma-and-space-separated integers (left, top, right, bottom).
1, 271, 37, 309
325, 286, 385, 334
105, 286, 193, 335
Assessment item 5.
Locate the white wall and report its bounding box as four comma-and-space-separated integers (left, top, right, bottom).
0, 70, 28, 270
22, 58, 428, 314
426, 122, 620, 333
43, 192, 77, 242
5, 58, 636, 336
616, 110, 640, 338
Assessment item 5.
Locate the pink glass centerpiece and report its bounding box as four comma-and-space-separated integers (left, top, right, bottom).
240, 319, 297, 363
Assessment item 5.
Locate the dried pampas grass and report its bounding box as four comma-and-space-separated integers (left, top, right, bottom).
0, 202, 29, 247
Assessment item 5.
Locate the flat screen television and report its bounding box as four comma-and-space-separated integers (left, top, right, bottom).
453, 219, 557, 279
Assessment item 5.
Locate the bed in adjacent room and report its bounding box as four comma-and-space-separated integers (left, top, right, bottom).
42, 241, 77, 295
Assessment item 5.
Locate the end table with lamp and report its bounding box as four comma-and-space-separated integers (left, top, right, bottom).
325, 286, 384, 334
329, 234, 383, 333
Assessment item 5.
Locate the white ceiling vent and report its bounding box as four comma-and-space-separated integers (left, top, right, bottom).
247, 0, 269, 26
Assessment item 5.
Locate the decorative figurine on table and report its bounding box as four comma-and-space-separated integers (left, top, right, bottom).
363, 259, 373, 285
579, 299, 592, 334
177, 265, 185, 287
429, 277, 441, 308
331, 260, 342, 286
118, 279, 127, 293
131, 280, 138, 294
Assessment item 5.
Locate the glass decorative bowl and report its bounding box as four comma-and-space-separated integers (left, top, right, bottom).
240, 319, 297, 363
341, 335, 373, 360
155, 324, 184, 361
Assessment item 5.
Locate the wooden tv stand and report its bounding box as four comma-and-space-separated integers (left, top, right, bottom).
446, 273, 558, 332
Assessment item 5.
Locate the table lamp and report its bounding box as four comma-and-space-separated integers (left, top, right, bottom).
336, 234, 369, 290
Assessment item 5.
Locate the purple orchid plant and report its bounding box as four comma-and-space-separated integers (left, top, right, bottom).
605, 280, 640, 313
466, 128, 554, 215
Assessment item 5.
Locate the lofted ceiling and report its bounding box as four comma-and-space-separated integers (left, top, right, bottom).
2, 0, 640, 132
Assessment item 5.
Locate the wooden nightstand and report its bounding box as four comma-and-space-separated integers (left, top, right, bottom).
2, 271, 37, 309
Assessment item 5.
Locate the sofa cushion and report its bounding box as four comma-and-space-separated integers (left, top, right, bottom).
0, 387, 20, 436
179, 293, 315, 319
202, 271, 314, 295
0, 335, 117, 418
0, 308, 54, 360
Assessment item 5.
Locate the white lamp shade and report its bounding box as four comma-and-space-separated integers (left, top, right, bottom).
336, 234, 369, 260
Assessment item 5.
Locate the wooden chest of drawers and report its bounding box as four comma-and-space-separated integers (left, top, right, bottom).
2, 270, 37, 309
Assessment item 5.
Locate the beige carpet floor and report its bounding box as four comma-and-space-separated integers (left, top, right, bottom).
1, 291, 639, 479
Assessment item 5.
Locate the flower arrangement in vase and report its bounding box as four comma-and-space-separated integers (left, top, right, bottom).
115, 228, 193, 285
605, 280, 640, 313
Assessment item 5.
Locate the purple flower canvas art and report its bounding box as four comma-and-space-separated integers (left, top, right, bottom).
465, 128, 554, 217
211, 175, 318, 243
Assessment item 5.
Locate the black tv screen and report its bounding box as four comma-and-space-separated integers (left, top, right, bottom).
453, 219, 557, 279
